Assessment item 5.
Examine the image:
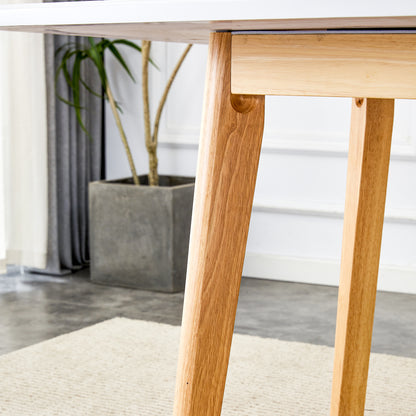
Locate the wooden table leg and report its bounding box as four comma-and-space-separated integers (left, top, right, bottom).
173, 32, 265, 416
330, 98, 394, 416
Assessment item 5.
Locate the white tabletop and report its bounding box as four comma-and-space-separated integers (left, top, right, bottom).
1, 0, 416, 43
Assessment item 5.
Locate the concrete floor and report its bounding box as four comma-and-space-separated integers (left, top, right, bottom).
0, 268, 415, 358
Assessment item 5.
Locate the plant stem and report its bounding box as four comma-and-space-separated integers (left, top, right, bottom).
142, 40, 159, 186
152, 44, 192, 151
142, 42, 193, 186
106, 82, 140, 185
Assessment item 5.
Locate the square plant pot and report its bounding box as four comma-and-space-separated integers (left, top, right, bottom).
89, 175, 195, 292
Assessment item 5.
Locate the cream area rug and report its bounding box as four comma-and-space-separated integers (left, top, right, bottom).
0, 318, 415, 415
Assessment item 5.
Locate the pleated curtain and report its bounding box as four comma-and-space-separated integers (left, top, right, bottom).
0, 0, 104, 276
0, 0, 48, 273
38, 0, 105, 275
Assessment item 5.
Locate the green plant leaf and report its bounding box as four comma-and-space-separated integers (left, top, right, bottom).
55, 49, 80, 106
55, 41, 77, 57
56, 95, 82, 109
87, 37, 107, 88
54, 36, 148, 145
55, 49, 77, 85
80, 79, 104, 100
107, 42, 135, 81
72, 51, 90, 137
115, 101, 124, 113
111, 39, 142, 53
112, 39, 159, 69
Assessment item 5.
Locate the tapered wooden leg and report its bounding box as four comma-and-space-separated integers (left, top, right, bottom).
173, 32, 265, 416
330, 98, 394, 416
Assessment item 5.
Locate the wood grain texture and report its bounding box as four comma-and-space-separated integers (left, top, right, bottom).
232, 34, 416, 98
331, 98, 394, 416
173, 32, 265, 416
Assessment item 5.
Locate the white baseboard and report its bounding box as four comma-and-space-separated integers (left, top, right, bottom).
252, 201, 416, 225
243, 252, 416, 295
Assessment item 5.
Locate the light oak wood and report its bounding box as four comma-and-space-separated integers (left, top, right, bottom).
173, 32, 265, 416
232, 34, 416, 98
331, 98, 394, 416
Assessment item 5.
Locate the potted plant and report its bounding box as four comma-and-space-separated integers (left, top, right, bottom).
56, 38, 194, 292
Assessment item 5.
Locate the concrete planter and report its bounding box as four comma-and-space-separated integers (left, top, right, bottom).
89, 175, 195, 292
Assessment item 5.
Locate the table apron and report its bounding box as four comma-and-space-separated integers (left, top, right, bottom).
231, 33, 416, 98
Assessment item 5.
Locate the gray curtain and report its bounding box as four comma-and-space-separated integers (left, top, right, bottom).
32, 9, 105, 275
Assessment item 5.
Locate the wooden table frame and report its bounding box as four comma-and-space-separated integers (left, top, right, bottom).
1, 4, 413, 412
173, 31, 404, 416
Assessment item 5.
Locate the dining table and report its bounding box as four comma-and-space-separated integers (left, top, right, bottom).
1, 1, 416, 415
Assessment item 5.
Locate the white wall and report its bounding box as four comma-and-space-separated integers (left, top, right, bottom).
106, 42, 416, 294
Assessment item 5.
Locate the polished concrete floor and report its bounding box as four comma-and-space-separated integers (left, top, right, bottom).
0, 268, 415, 358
